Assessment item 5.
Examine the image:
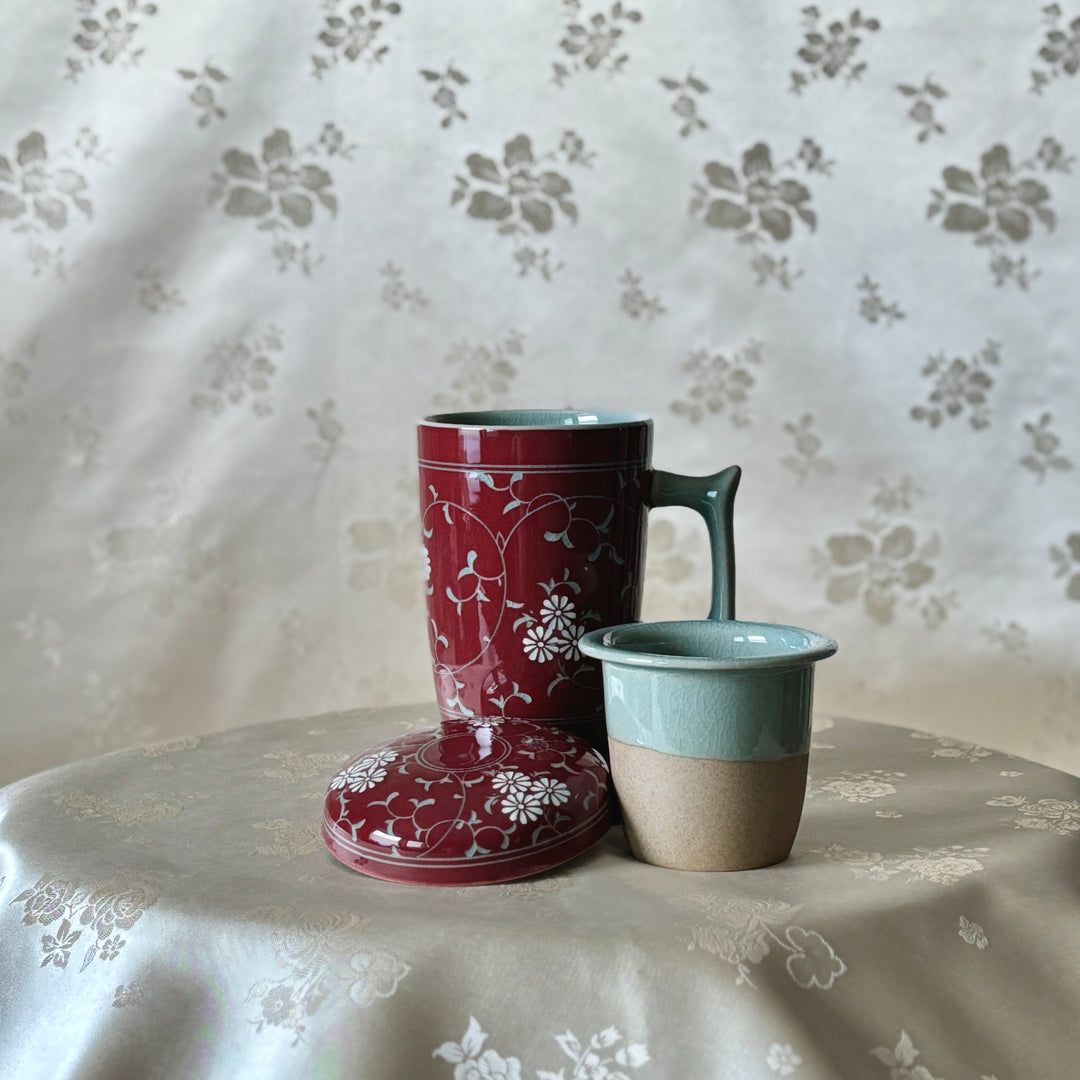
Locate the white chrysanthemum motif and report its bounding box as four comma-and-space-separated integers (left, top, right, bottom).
422, 545, 431, 581
330, 750, 399, 793
540, 594, 576, 632
522, 622, 558, 662
529, 776, 571, 806
553, 623, 586, 660
491, 770, 532, 795
500, 788, 544, 824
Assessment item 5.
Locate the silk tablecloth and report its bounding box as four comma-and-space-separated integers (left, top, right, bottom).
1, 703, 1078, 1079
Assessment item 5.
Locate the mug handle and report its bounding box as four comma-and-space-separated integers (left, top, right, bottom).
647, 465, 741, 622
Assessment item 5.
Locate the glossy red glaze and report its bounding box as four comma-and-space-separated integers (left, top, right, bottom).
418, 414, 653, 747
322, 719, 611, 885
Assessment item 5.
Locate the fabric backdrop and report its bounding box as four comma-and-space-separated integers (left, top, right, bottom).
1, 1, 1077, 786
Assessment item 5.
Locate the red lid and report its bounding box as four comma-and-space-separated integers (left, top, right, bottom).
322, 719, 611, 886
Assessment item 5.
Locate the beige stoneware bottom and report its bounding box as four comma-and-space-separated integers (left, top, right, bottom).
608, 737, 809, 872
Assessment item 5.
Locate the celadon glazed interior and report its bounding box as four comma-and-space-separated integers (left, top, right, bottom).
422, 409, 651, 428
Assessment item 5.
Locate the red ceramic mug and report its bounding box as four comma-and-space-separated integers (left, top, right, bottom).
418, 410, 740, 749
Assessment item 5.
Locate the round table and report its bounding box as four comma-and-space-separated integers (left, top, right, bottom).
1, 704, 1078, 1078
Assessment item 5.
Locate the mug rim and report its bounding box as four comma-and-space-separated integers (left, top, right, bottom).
580, 619, 838, 672
421, 409, 652, 430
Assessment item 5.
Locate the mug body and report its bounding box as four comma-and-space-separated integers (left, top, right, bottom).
418, 410, 653, 745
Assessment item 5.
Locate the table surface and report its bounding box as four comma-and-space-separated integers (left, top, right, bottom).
1, 704, 1078, 1080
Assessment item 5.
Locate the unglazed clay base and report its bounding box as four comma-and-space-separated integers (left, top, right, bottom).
608, 737, 809, 872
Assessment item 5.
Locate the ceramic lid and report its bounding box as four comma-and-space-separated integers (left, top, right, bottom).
322, 719, 611, 886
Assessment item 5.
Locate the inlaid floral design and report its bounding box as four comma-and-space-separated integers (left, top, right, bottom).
680, 894, 847, 991
192, 325, 283, 418
380, 261, 429, 311
177, 60, 229, 127
66, 0, 159, 81
1032, 4, 1080, 93
659, 72, 709, 137
9, 873, 158, 973
420, 63, 469, 127
434, 1017, 650, 1080
552, 0, 642, 86
209, 129, 342, 273
452, 133, 590, 280
791, 7, 881, 94
897, 76, 947, 141
690, 140, 831, 287
311, 0, 402, 79
911, 339, 1000, 430
857, 275, 905, 325
988, 794, 1080, 835
928, 139, 1069, 288
783, 414, 836, 485
1050, 532, 1080, 600
618, 269, 665, 320
1021, 412, 1072, 481
671, 338, 763, 427
811, 478, 955, 627
329, 749, 399, 792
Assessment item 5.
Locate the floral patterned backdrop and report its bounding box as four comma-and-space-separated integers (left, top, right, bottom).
1, 0, 1078, 785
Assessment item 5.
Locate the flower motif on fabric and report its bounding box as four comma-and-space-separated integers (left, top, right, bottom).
910, 731, 993, 762
329, 750, 400, 793
434, 1017, 649, 1080
987, 794, 1080, 835
671, 338, 763, 427
431, 331, 522, 412
808, 769, 905, 803
552, 0, 642, 86
791, 7, 881, 94
896, 76, 947, 142
135, 265, 185, 314
1, 337, 37, 425
1032, 4, 1080, 93
177, 60, 229, 127
783, 414, 836, 484
1050, 532, 1080, 601
814, 843, 988, 886
311, 0, 403, 79
512, 570, 602, 697
1021, 413, 1073, 482
349, 472, 425, 609
810, 477, 956, 627
857, 275, 905, 325
305, 399, 346, 463
680, 894, 847, 991
112, 982, 144, 1007
209, 129, 343, 274
192, 325, 283, 418
380, 261, 429, 311
767, 1043, 803, 1075
245, 907, 409, 1045
912, 339, 1000, 430
870, 1031, 943, 1080
451, 132, 589, 280
0, 130, 104, 278
8, 873, 158, 973
618, 269, 666, 320
690, 141, 832, 288
959, 916, 989, 949
420, 64, 469, 127
928, 139, 1070, 288
66, 0, 159, 81
659, 72, 709, 137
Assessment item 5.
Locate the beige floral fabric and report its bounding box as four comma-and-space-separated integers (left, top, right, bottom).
1, 704, 1078, 1077
1, 2, 1079, 785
